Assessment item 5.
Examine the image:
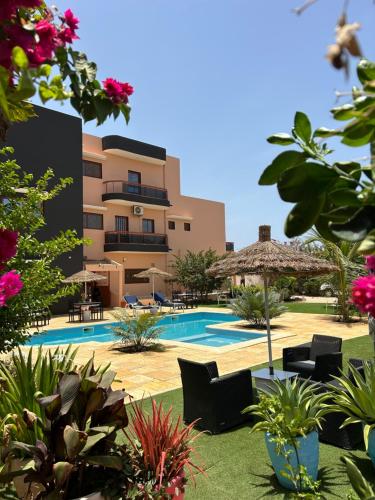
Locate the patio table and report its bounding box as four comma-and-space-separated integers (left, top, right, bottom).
73, 302, 102, 322
252, 368, 299, 393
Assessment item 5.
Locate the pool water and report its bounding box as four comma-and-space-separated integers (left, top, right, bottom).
28, 312, 265, 348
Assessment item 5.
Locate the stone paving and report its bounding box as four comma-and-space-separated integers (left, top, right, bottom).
23, 307, 368, 400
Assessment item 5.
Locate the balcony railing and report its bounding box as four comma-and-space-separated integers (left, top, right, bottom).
104, 231, 169, 253
102, 180, 170, 207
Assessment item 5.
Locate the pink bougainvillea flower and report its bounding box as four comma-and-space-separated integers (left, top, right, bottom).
365, 255, 375, 272
351, 275, 375, 316
63, 9, 79, 31
0, 270, 23, 307
58, 26, 79, 45
33, 20, 58, 60
0, 229, 18, 264
103, 78, 134, 104
0, 0, 42, 20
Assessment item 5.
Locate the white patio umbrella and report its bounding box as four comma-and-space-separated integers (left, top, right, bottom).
208, 225, 338, 375
134, 267, 172, 298
62, 270, 106, 299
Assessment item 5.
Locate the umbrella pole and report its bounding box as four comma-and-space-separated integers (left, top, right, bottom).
263, 274, 274, 376
152, 275, 155, 299
85, 281, 87, 300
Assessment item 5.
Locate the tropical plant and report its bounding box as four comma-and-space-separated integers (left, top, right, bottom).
304, 232, 365, 321
258, 58, 375, 254
0, 357, 129, 499
0, 147, 89, 352
110, 309, 164, 352
342, 456, 375, 500
230, 288, 287, 327
125, 400, 204, 497
328, 361, 375, 441
273, 276, 298, 301
244, 378, 327, 439
173, 249, 225, 300
0, 2, 133, 141
243, 378, 327, 495
0, 345, 78, 444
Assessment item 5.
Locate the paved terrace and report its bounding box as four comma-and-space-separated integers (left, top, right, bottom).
19, 307, 369, 400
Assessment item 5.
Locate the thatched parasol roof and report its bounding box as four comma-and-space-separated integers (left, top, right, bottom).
134, 267, 172, 279
62, 270, 106, 284
208, 225, 338, 278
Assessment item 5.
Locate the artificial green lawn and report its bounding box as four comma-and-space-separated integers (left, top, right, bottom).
141, 334, 375, 499
285, 302, 335, 315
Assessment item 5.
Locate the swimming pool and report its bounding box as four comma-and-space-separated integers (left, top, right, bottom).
28, 312, 265, 348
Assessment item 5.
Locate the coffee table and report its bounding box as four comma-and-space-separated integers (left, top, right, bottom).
252, 368, 299, 392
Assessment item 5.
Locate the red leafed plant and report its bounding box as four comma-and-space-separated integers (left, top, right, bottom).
125, 399, 205, 494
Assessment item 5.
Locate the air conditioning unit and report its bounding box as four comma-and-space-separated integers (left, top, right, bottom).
133, 205, 144, 216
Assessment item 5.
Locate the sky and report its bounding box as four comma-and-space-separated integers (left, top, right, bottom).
35, 0, 375, 249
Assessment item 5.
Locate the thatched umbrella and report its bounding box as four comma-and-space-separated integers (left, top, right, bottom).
62, 270, 106, 299
208, 225, 338, 375
134, 267, 172, 298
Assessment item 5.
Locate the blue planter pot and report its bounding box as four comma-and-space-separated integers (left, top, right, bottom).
265, 431, 319, 491
368, 428, 375, 466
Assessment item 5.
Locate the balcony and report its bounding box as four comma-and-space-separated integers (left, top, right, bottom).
102, 181, 171, 208
104, 231, 169, 253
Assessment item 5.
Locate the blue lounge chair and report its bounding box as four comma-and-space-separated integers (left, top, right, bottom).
153, 292, 185, 312
123, 295, 152, 310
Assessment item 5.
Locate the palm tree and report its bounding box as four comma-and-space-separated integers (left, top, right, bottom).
304, 231, 364, 322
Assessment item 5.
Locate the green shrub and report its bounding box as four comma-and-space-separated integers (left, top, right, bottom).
0, 345, 78, 443
110, 309, 164, 352
230, 288, 287, 327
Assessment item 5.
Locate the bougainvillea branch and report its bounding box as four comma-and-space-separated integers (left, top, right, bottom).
0, 2, 133, 139
0, 229, 23, 307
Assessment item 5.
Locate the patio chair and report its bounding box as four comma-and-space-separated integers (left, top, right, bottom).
283, 334, 343, 382
90, 302, 104, 320
153, 292, 186, 312
177, 358, 253, 434
303, 359, 365, 449
68, 303, 81, 323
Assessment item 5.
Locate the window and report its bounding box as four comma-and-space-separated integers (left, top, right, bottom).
83, 212, 103, 230
127, 171, 141, 194
168, 220, 175, 230
115, 215, 128, 232
184, 222, 191, 232
142, 218, 155, 233
83, 160, 102, 178
125, 268, 149, 284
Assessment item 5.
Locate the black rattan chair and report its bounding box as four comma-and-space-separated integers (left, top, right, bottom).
177, 358, 253, 434
283, 334, 342, 382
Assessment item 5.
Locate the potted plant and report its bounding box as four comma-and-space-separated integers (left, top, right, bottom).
243, 377, 327, 493
328, 361, 375, 466
124, 399, 204, 499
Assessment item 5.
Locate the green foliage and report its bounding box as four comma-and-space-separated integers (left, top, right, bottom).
173, 249, 225, 298
328, 361, 375, 429
0, 346, 78, 444
230, 288, 287, 327
304, 232, 364, 321
342, 456, 375, 500
244, 378, 327, 439
230, 284, 262, 297
0, 357, 130, 499
244, 378, 327, 497
0, 147, 88, 352
259, 58, 375, 252
110, 309, 164, 352
273, 276, 298, 301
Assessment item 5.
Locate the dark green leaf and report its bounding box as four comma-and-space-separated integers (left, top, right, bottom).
341, 456, 375, 498
313, 127, 339, 138
330, 206, 375, 241
86, 455, 124, 470
294, 111, 312, 143
330, 104, 357, 121
357, 59, 375, 84
277, 162, 338, 203
58, 373, 80, 416
267, 133, 295, 145
342, 121, 374, 147
63, 426, 87, 459
53, 461, 74, 488
285, 195, 325, 237
329, 188, 362, 206
259, 151, 305, 185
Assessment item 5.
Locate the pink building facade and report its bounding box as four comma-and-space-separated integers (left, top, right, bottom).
82, 133, 226, 306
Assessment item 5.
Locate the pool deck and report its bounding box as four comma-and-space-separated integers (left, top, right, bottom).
17, 306, 369, 400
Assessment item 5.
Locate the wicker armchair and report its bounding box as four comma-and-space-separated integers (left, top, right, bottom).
283, 334, 342, 382
177, 358, 253, 434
